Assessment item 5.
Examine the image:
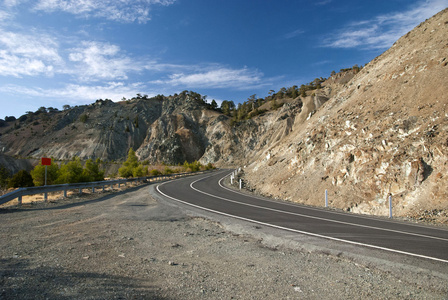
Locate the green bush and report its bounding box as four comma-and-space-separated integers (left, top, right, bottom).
56, 157, 85, 184
30, 160, 59, 186
205, 163, 215, 170
150, 169, 161, 176
183, 160, 202, 172
80, 114, 88, 123
8, 170, 34, 188
30, 157, 104, 185
82, 159, 105, 182
164, 167, 174, 175
119, 148, 139, 178
132, 165, 145, 177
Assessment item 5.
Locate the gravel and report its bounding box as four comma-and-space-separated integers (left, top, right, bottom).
1, 183, 447, 299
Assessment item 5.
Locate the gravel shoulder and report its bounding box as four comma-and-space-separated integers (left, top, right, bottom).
1, 181, 447, 299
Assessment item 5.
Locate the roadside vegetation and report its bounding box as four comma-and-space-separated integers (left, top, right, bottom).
0, 151, 215, 192
28, 157, 105, 187
118, 148, 214, 178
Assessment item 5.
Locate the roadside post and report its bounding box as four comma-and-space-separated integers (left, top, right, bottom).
41, 157, 51, 202
389, 194, 393, 218
41, 157, 51, 185
325, 189, 328, 208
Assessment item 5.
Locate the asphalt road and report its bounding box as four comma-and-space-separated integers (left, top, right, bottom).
156, 170, 448, 263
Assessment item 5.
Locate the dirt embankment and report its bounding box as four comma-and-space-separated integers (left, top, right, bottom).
1, 183, 447, 299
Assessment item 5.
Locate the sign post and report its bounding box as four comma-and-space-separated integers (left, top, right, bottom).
41, 157, 52, 186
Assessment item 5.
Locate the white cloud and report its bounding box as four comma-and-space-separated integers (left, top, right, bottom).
32, 0, 176, 23
47, 82, 145, 102
0, 27, 155, 81
0, 81, 146, 103
322, 0, 448, 50
283, 29, 305, 40
0, 9, 13, 22
152, 66, 265, 90
0, 29, 63, 77
3, 0, 25, 7
68, 41, 144, 81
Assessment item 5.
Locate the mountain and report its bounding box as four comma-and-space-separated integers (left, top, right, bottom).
1, 8, 447, 222
0, 92, 226, 165
238, 8, 448, 222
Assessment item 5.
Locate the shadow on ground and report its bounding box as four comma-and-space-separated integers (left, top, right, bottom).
0, 257, 170, 300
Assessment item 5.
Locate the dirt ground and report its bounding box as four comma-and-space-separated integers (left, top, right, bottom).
1, 181, 447, 299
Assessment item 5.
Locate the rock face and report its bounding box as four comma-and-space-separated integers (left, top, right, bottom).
0, 154, 33, 175
0, 95, 229, 165
1, 9, 447, 221
238, 8, 448, 221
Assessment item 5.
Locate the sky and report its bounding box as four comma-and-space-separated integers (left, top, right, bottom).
1, 0, 447, 118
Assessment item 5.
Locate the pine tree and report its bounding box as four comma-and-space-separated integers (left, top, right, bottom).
119, 148, 139, 178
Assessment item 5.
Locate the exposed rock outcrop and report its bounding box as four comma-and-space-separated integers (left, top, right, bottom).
239, 8, 448, 222
0, 95, 229, 165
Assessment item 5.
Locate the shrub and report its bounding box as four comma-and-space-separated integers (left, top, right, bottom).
56, 157, 85, 184
205, 163, 215, 170
132, 165, 145, 177
82, 159, 105, 182
80, 114, 88, 123
183, 160, 202, 172
150, 169, 161, 176
119, 148, 139, 178
5, 116, 16, 122
164, 167, 174, 175
8, 170, 34, 188
31, 160, 60, 186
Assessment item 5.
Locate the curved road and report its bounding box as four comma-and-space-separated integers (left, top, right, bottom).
156, 170, 448, 263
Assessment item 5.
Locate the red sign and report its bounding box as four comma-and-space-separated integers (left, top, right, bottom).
41, 157, 52, 166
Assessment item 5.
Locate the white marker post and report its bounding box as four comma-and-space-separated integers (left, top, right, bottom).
239, 179, 242, 190
325, 189, 328, 208
389, 195, 393, 218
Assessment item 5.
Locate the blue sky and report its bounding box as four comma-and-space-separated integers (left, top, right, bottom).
1, 0, 447, 118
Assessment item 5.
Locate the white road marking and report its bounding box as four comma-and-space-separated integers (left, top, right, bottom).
193, 175, 448, 242
218, 172, 448, 233
155, 173, 448, 263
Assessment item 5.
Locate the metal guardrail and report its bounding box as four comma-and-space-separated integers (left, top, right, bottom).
0, 171, 201, 206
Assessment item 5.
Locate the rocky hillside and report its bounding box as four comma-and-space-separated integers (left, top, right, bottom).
238, 8, 448, 222
0, 92, 229, 167
1, 9, 447, 222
